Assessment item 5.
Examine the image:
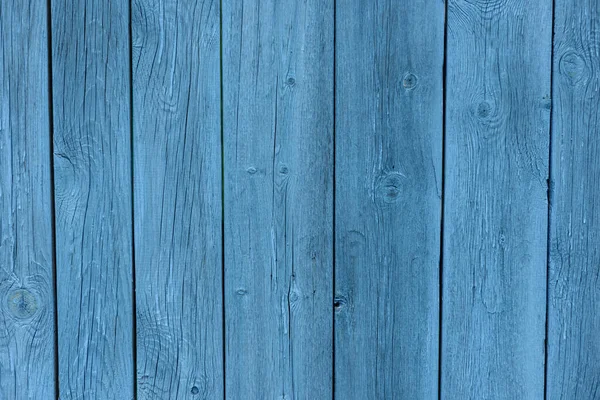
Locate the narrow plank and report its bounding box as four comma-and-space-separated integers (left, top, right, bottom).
0, 1, 56, 398
547, 2, 600, 398
335, 1, 444, 398
442, 1, 552, 398
223, 0, 334, 397
51, 0, 134, 397
132, 0, 223, 398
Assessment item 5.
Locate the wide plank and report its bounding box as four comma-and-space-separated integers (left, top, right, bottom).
335, 0, 444, 398
222, 0, 334, 398
547, 1, 600, 397
132, 0, 224, 398
442, 0, 552, 398
51, 0, 134, 397
0, 1, 56, 398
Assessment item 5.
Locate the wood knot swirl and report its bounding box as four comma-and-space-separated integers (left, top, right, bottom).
0, 274, 53, 351
7, 288, 38, 319
471, 99, 504, 133
334, 295, 348, 312
559, 51, 588, 85
375, 172, 406, 204
402, 73, 418, 90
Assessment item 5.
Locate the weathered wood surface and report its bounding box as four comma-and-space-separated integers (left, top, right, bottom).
335, 1, 444, 398
222, 0, 334, 398
132, 0, 223, 398
7, 1, 600, 397
547, 1, 600, 398
51, 0, 134, 397
0, 1, 56, 398
442, 1, 552, 398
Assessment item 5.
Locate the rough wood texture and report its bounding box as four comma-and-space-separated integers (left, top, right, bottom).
132, 0, 223, 398
548, 1, 600, 398
51, 0, 134, 397
442, 1, 552, 398
223, 0, 334, 398
335, 1, 444, 398
0, 2, 56, 398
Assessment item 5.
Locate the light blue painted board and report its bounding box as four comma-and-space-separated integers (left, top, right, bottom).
132, 0, 224, 398
442, 0, 552, 398
335, 0, 444, 398
547, 1, 600, 397
51, 0, 134, 397
0, 1, 56, 398
223, 0, 334, 398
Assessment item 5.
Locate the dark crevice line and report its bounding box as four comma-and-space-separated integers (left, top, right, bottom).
438, 0, 448, 399
544, 0, 556, 398
220, 0, 226, 398
332, 0, 336, 398
128, 0, 138, 398
46, 0, 59, 398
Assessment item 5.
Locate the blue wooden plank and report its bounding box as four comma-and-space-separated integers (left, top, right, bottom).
335, 0, 444, 398
547, 1, 600, 397
442, 1, 552, 398
51, 0, 134, 397
132, 0, 224, 398
223, 0, 334, 397
0, 1, 56, 398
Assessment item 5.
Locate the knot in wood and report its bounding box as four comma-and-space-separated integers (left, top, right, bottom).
279, 164, 289, 175
542, 96, 551, 110
477, 101, 492, 119
375, 172, 406, 204
7, 288, 38, 319
402, 73, 418, 90
559, 51, 587, 85
289, 290, 300, 303
189, 375, 208, 396
334, 295, 347, 311
498, 233, 506, 246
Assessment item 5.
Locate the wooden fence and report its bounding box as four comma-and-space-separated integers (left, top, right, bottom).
0, 0, 598, 398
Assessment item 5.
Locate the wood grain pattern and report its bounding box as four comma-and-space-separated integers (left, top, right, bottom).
222, 0, 334, 398
0, 1, 56, 398
132, 0, 223, 398
547, 1, 600, 398
335, 1, 444, 398
51, 0, 134, 397
442, 1, 552, 398
7, 3, 600, 397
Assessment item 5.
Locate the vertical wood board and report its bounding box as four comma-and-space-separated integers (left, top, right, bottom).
548, 1, 600, 398
0, 2, 56, 398
51, 0, 134, 397
223, 0, 334, 398
335, 0, 444, 398
132, 0, 224, 398
442, 1, 552, 398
